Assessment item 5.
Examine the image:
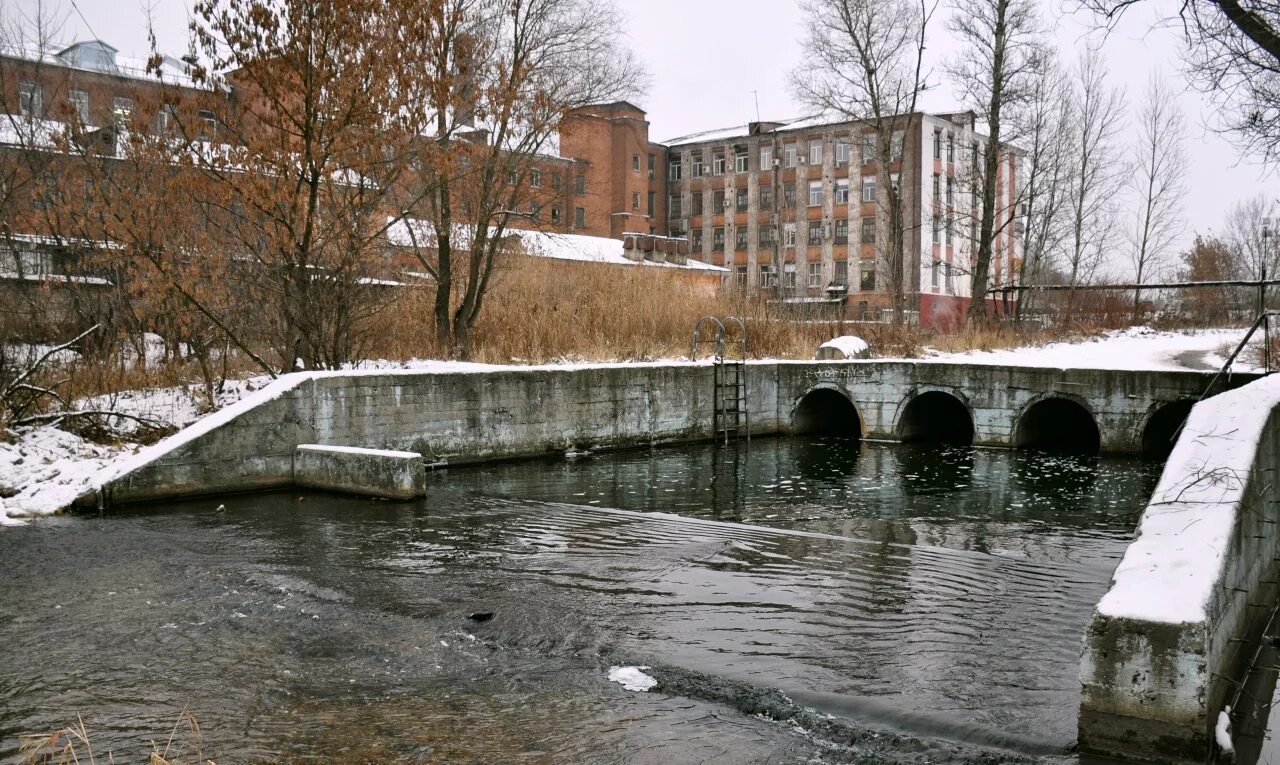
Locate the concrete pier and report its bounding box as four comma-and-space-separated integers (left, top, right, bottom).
294, 444, 425, 500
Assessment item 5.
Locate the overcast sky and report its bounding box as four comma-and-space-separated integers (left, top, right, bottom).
11, 0, 1279, 270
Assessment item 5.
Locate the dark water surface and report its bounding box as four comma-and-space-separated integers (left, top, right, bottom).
0, 438, 1164, 763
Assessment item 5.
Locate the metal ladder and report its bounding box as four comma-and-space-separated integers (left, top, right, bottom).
692, 316, 750, 445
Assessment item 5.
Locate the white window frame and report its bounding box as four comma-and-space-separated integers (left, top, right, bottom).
783, 222, 797, 247
808, 180, 822, 207
69, 90, 89, 124
835, 140, 850, 166
861, 177, 876, 203
834, 179, 850, 204
808, 139, 822, 166
760, 144, 773, 170
808, 261, 823, 288
18, 82, 41, 118
784, 144, 797, 168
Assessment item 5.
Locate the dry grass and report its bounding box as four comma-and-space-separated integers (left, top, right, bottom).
18, 711, 210, 765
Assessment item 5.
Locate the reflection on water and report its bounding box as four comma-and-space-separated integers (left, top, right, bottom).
0, 438, 1162, 763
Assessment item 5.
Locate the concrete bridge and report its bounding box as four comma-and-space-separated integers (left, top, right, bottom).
89, 360, 1257, 507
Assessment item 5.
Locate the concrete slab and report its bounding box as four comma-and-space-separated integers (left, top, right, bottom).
293, 444, 425, 500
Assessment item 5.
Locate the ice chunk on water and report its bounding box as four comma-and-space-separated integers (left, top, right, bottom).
607, 665, 657, 692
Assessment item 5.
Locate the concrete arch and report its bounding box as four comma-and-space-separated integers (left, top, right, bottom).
1014, 395, 1101, 453
895, 390, 975, 446
792, 385, 862, 437
1141, 399, 1197, 458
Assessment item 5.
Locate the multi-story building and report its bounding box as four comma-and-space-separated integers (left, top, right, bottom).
2, 38, 1021, 332
556, 107, 1023, 328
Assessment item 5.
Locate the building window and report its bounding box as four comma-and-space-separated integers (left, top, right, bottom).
669, 194, 682, 217
783, 222, 796, 247
648, 153, 655, 178
692, 151, 705, 177
692, 228, 704, 250
931, 260, 941, 289
735, 187, 748, 213
575, 206, 585, 228
834, 260, 848, 285
197, 108, 217, 138
18, 82, 41, 118
861, 133, 875, 164
784, 262, 797, 288
808, 262, 823, 288
759, 223, 776, 245
735, 226, 748, 250
713, 189, 726, 212
945, 261, 955, 293
807, 222, 823, 245
946, 177, 954, 207
861, 268, 877, 292
759, 185, 773, 209
891, 130, 904, 161
834, 218, 849, 244
575, 174, 586, 195
735, 265, 748, 289
113, 96, 134, 128
633, 154, 640, 171
808, 139, 822, 166
946, 214, 954, 246
551, 206, 561, 224
692, 193, 704, 217
531, 169, 541, 188
69, 90, 89, 124
933, 130, 942, 160
861, 216, 876, 244
808, 180, 822, 207
861, 177, 876, 203
760, 264, 777, 288
835, 139, 850, 166
933, 215, 941, 244
783, 183, 796, 208
734, 146, 749, 173
530, 201, 541, 220
552, 171, 562, 191
668, 157, 682, 181
647, 191, 655, 217
713, 151, 726, 175
947, 133, 955, 163
784, 144, 797, 168
156, 103, 177, 133
760, 143, 773, 170
632, 192, 640, 210
834, 179, 850, 204
713, 226, 725, 251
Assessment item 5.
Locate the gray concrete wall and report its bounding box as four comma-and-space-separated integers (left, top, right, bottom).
294, 445, 426, 500
1079, 374, 1280, 763
94, 361, 1242, 507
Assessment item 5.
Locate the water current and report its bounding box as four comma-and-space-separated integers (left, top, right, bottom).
0, 437, 1218, 763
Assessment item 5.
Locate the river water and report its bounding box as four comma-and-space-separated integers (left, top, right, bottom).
0, 438, 1174, 763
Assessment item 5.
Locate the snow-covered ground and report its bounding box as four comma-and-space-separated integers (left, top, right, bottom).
0, 326, 1267, 526
916, 326, 1266, 373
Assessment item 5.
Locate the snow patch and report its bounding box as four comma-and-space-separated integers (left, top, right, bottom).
607, 665, 657, 692
816, 335, 869, 359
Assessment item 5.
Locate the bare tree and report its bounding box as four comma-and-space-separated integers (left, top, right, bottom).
1223, 193, 1280, 282
1062, 45, 1128, 315
401, 0, 644, 358
1078, 0, 1280, 163
1127, 73, 1187, 318
1014, 51, 1073, 319
792, 0, 934, 322
947, 0, 1045, 323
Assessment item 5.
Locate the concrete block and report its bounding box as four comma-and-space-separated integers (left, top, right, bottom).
294, 444, 425, 500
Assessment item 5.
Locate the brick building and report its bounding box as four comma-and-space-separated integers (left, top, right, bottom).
2, 38, 1020, 331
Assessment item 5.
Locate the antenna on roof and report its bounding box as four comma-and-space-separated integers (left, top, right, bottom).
753, 90, 761, 123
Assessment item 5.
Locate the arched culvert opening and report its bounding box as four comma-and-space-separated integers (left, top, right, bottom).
897, 391, 975, 446
793, 388, 861, 437
1014, 397, 1101, 453
1142, 400, 1197, 459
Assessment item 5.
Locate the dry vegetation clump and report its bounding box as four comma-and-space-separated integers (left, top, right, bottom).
19, 712, 208, 765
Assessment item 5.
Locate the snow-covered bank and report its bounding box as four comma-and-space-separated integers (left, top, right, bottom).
916, 326, 1265, 373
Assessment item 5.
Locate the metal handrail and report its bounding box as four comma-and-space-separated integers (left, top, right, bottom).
691, 316, 726, 361
1198, 310, 1279, 403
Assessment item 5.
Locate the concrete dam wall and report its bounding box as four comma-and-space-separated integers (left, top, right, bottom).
1079, 373, 1280, 763
91, 360, 1238, 507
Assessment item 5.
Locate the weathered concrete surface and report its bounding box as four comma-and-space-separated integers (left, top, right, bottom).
1079, 374, 1280, 763
94, 361, 1254, 507
294, 444, 425, 500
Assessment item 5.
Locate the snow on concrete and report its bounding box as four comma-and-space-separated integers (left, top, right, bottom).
1096, 374, 1280, 624
607, 665, 657, 692
917, 327, 1265, 373
816, 335, 869, 359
